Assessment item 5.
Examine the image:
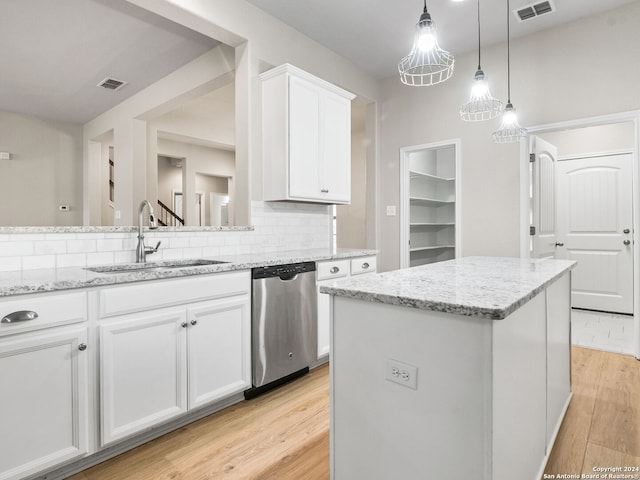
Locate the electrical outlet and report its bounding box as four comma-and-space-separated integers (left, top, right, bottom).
385, 359, 418, 390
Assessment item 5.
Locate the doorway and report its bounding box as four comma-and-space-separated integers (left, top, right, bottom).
525, 114, 639, 357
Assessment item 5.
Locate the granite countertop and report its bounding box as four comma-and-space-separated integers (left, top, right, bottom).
320, 256, 576, 320
0, 248, 377, 297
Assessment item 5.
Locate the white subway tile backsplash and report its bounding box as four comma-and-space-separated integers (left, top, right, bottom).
0, 257, 22, 272
34, 240, 68, 255
2, 201, 332, 271
23, 255, 56, 270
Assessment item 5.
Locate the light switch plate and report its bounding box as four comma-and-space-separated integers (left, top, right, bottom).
386, 205, 396, 216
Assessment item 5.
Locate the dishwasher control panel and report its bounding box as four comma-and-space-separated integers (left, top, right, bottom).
252, 261, 316, 279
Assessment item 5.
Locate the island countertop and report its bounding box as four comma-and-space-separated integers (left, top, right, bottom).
320, 256, 576, 320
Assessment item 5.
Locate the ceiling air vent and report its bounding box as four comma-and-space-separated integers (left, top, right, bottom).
516, 0, 555, 22
97, 77, 127, 91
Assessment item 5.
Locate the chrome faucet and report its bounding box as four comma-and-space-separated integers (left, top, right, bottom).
136, 200, 161, 263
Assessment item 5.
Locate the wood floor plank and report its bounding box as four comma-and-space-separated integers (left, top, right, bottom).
589, 352, 640, 457
581, 442, 640, 475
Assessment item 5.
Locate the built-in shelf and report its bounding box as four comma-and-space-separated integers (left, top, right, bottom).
404, 143, 457, 267
410, 222, 455, 227
410, 170, 455, 182
409, 245, 455, 253
409, 196, 454, 207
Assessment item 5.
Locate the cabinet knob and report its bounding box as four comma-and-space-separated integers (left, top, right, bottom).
181, 322, 188, 328
320, 188, 329, 193
361, 262, 370, 269
624, 240, 631, 246
555, 242, 564, 247
78, 343, 87, 351
624, 228, 631, 234
191, 320, 198, 326
330, 266, 340, 274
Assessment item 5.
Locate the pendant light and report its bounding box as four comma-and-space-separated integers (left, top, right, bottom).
493, 0, 527, 143
398, 0, 455, 87
459, 0, 503, 121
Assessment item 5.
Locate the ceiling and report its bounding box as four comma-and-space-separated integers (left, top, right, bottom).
244, 0, 638, 79
0, 0, 219, 124
3, 0, 636, 125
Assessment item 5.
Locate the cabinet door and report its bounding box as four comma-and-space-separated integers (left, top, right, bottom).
289, 75, 321, 200
0, 326, 88, 480
187, 296, 251, 409
321, 92, 351, 203
100, 309, 187, 446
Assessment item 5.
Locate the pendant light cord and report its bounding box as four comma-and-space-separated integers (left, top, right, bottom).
477, 0, 481, 70
507, 0, 511, 103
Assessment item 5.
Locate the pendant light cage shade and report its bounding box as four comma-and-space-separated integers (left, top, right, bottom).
492, 0, 528, 143
492, 103, 528, 143
459, 70, 503, 121
398, 9, 455, 86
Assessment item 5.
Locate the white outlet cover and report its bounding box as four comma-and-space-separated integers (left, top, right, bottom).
385, 359, 418, 390
386, 205, 396, 216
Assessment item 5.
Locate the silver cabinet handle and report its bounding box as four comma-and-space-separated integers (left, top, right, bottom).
320, 188, 329, 193
624, 228, 631, 234
361, 262, 370, 269
330, 266, 340, 274
555, 242, 564, 247
78, 343, 87, 351
1, 310, 38, 324
624, 240, 631, 246
181, 322, 188, 328
191, 320, 198, 326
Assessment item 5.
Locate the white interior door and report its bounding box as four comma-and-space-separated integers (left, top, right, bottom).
532, 136, 558, 259
556, 153, 634, 314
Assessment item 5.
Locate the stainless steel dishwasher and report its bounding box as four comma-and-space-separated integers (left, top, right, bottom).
245, 261, 317, 398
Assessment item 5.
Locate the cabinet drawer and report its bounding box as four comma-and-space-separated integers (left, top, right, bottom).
0, 291, 87, 337
99, 270, 250, 318
317, 260, 350, 281
350, 256, 377, 275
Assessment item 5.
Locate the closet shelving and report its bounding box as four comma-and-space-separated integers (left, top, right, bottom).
407, 146, 456, 267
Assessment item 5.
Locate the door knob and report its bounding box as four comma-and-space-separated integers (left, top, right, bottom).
624, 240, 631, 246
624, 229, 631, 234
555, 242, 564, 247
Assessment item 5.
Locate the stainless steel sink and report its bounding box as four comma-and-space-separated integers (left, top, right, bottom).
85, 259, 228, 274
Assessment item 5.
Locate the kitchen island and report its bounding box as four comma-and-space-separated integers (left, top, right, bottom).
321, 256, 575, 480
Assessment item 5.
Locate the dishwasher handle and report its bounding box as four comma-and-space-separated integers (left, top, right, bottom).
279, 273, 299, 281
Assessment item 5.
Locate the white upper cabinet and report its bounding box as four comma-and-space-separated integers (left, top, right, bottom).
261, 64, 355, 204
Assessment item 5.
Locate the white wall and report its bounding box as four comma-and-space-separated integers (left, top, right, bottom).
539, 122, 635, 159
337, 102, 368, 249
0, 111, 83, 226
378, 2, 640, 272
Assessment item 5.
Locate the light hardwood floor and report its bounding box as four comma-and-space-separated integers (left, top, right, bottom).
69, 347, 640, 479
544, 347, 640, 476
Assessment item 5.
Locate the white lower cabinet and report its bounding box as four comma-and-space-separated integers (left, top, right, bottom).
187, 297, 251, 409
99, 308, 188, 445
99, 272, 251, 446
316, 256, 377, 359
0, 325, 89, 480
